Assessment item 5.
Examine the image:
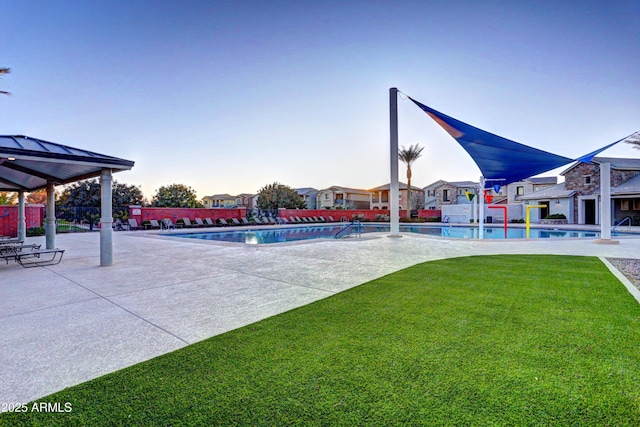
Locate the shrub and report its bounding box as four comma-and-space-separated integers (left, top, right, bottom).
26, 227, 45, 236
544, 213, 566, 220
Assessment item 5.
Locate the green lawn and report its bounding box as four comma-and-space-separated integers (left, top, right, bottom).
3, 255, 640, 426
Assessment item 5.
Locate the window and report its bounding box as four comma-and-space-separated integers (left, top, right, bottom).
584, 175, 592, 184
443, 189, 450, 202
634, 199, 640, 210
516, 186, 524, 195
621, 200, 630, 211
427, 190, 435, 197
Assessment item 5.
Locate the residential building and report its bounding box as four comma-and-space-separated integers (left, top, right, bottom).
317, 186, 371, 210
506, 177, 557, 204
235, 193, 255, 209
202, 194, 237, 208
369, 182, 424, 211
296, 187, 319, 209
519, 157, 640, 224
423, 180, 479, 210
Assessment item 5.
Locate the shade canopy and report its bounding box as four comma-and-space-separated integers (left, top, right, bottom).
0, 135, 134, 192
409, 97, 628, 187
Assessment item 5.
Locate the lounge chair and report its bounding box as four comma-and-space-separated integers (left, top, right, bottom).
294, 216, 303, 223
289, 216, 298, 223
278, 217, 289, 224
15, 248, 65, 268
327, 216, 336, 222
241, 218, 252, 226
218, 218, 230, 226
204, 218, 215, 227
253, 217, 265, 225
267, 217, 277, 225
313, 216, 323, 222
128, 219, 140, 230
182, 218, 199, 228
229, 218, 242, 226
195, 218, 206, 227
0, 238, 24, 246
318, 216, 328, 222
161, 219, 177, 230
148, 219, 161, 229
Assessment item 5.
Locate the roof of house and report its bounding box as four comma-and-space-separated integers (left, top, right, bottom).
204, 194, 235, 200
296, 187, 319, 195
369, 182, 422, 191
524, 176, 558, 185
611, 173, 640, 195
319, 185, 370, 195
561, 156, 640, 175
423, 180, 478, 190
517, 183, 576, 200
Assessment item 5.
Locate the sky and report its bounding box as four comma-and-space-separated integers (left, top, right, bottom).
2, 0, 639, 201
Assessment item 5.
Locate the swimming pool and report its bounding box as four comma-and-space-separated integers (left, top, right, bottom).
167, 224, 632, 244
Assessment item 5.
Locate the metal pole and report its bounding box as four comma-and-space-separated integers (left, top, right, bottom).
389, 87, 400, 237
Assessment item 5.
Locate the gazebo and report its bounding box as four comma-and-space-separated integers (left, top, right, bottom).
0, 135, 135, 266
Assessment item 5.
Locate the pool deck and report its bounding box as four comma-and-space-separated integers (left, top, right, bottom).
2, 226, 640, 406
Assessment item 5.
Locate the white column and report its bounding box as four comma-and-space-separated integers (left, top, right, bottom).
100, 168, 114, 266
478, 177, 485, 239
17, 191, 26, 241
45, 181, 56, 249
389, 87, 400, 237
600, 162, 612, 240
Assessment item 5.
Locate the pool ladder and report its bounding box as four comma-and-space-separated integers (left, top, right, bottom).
612, 216, 632, 233
335, 220, 362, 239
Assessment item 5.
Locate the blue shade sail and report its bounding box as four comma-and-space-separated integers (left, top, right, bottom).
409, 97, 629, 187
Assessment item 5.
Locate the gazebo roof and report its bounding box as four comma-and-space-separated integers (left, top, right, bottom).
0, 135, 134, 192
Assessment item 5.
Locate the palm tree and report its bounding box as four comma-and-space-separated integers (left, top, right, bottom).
398, 144, 424, 218
1, 67, 10, 95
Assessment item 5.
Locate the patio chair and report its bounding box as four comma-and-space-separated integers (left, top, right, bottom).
195, 218, 206, 227
229, 218, 242, 226
148, 219, 161, 229
278, 217, 289, 224
267, 217, 277, 225
0, 238, 24, 246
204, 218, 215, 227
218, 218, 230, 226
128, 219, 141, 230
318, 216, 328, 222
241, 218, 252, 226
327, 216, 336, 222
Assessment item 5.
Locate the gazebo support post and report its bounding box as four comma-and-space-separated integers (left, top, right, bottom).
389, 87, 400, 237
100, 168, 114, 266
45, 181, 56, 249
17, 191, 26, 241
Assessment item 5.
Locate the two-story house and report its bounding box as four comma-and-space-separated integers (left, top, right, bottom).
202, 194, 237, 208
369, 183, 424, 211
296, 188, 319, 209
317, 186, 371, 210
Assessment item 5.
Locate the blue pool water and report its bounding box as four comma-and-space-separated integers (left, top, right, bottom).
167, 224, 629, 244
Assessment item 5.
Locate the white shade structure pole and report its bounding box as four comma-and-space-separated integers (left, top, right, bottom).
389, 87, 400, 237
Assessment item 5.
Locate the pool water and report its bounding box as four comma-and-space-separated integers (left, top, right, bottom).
167, 224, 623, 244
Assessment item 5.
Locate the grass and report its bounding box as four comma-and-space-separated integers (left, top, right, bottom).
2, 255, 640, 426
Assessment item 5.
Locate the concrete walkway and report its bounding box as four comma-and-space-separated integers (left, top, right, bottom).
2, 228, 640, 406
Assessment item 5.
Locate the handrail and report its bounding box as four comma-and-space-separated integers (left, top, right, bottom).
613, 216, 632, 232
335, 220, 362, 239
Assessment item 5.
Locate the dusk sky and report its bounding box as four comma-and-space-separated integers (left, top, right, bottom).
2, 0, 638, 200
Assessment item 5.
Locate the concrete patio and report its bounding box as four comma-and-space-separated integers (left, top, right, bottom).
2, 228, 640, 406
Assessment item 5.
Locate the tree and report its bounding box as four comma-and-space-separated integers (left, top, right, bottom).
398, 144, 424, 218
626, 132, 640, 150
0, 192, 17, 205
256, 182, 306, 209
151, 184, 203, 208
57, 179, 146, 208
26, 189, 48, 205
1, 67, 10, 96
